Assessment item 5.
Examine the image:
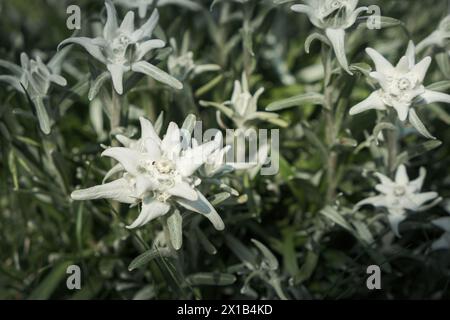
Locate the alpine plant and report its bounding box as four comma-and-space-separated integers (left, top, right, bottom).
349, 41, 450, 138
291, 0, 369, 74
71, 116, 226, 231
58, 0, 182, 95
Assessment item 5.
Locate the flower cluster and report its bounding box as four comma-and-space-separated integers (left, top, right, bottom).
59, 0, 182, 95
0, 52, 67, 134
291, 0, 368, 73
355, 165, 440, 237
349, 41, 450, 137
72, 116, 226, 230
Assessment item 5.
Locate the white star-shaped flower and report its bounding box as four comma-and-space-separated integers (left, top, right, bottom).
291, 0, 368, 73
71, 116, 225, 230
0, 52, 67, 134
431, 216, 450, 250
355, 165, 440, 237
58, 0, 182, 95
349, 41, 450, 137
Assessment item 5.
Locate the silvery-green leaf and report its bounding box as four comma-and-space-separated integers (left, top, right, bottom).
265, 92, 324, 111
304, 32, 330, 54
408, 108, 435, 139
131, 61, 183, 90
166, 209, 183, 250
251, 239, 278, 270
154, 111, 164, 135
88, 72, 111, 101
0, 59, 22, 76
325, 28, 352, 75
181, 113, 196, 135
195, 228, 217, 255
33, 97, 51, 134
209, 192, 231, 206
426, 80, 450, 92
0, 75, 24, 93
128, 247, 172, 271
373, 122, 396, 145
320, 206, 354, 233
225, 235, 257, 270
435, 51, 450, 78
186, 273, 236, 286
199, 100, 234, 118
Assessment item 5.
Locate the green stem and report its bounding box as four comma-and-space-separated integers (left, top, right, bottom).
386, 111, 399, 176
322, 46, 338, 203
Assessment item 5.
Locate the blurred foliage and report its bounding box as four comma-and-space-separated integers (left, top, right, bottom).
1, 0, 450, 300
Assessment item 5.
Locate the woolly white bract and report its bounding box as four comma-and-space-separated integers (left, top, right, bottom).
71, 116, 225, 231
58, 0, 182, 95
291, 0, 368, 73
355, 165, 440, 237
349, 41, 450, 138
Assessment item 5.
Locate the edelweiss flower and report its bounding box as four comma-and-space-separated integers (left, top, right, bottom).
349, 41, 450, 136
0, 52, 67, 134
71, 116, 225, 230
114, 0, 201, 19
355, 165, 440, 237
167, 37, 220, 82
431, 216, 450, 250
58, 0, 182, 95
291, 0, 368, 73
417, 15, 450, 52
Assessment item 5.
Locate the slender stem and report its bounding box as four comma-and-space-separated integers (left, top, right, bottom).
110, 85, 121, 134
322, 47, 338, 203
386, 111, 399, 176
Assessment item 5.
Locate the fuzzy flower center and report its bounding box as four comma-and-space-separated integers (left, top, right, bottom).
394, 186, 406, 197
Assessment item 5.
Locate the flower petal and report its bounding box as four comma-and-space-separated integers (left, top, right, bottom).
119, 11, 135, 35
58, 37, 106, 63
131, 61, 183, 89
101, 147, 142, 175
420, 89, 450, 104
135, 39, 165, 61
395, 164, 409, 185
387, 211, 406, 237
409, 167, 426, 192
366, 48, 395, 75
349, 91, 386, 115
107, 63, 128, 95
432, 217, 450, 232
126, 197, 170, 229
411, 191, 438, 207
135, 175, 158, 197
354, 195, 387, 209
325, 28, 352, 75
131, 9, 159, 42
176, 138, 220, 177
71, 178, 136, 204
139, 116, 162, 143
412, 57, 432, 83
392, 100, 410, 121
161, 122, 181, 160
104, 0, 119, 41
176, 190, 225, 230
167, 181, 198, 201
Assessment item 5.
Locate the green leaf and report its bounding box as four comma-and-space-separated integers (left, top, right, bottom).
167, 210, 183, 251
266, 92, 324, 111
210, 192, 231, 206
88, 72, 110, 101
373, 122, 396, 144
181, 114, 196, 136
295, 250, 319, 284
225, 235, 257, 269
33, 97, 51, 135
320, 206, 354, 233
251, 239, 279, 270
186, 273, 236, 286
408, 108, 435, 140
304, 32, 330, 54
28, 261, 73, 300
128, 248, 171, 271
